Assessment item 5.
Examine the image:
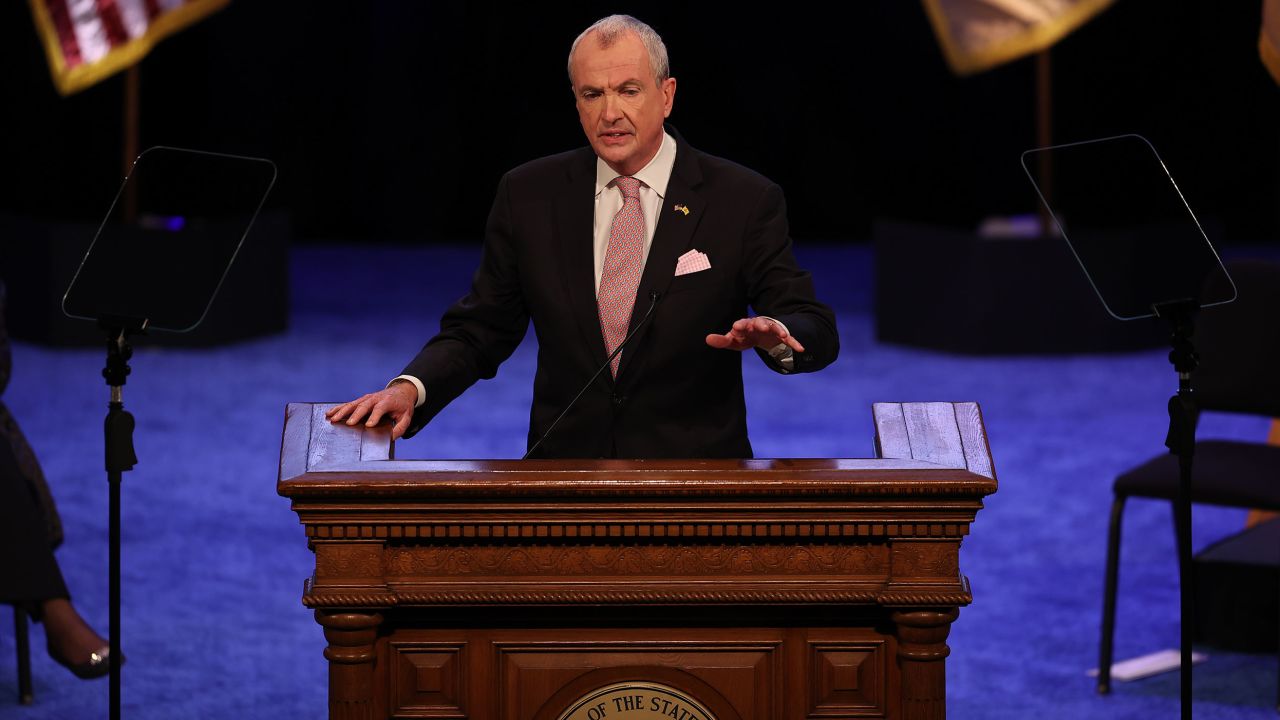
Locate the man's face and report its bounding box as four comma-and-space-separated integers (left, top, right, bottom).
570, 31, 676, 176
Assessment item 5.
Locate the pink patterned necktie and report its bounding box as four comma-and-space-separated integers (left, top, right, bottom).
597, 176, 645, 377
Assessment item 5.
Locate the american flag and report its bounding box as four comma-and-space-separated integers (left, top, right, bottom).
921, 0, 1115, 76
28, 0, 229, 95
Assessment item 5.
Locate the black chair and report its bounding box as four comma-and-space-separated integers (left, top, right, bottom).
1096, 260, 1280, 708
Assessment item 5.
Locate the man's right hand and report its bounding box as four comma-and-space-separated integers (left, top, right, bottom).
325, 381, 418, 440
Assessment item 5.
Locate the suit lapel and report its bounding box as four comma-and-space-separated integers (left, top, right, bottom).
615, 140, 706, 379
555, 151, 610, 374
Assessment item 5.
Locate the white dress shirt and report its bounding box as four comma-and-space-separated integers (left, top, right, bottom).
591, 131, 678, 292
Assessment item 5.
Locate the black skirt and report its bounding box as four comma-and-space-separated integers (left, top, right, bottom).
0, 430, 69, 609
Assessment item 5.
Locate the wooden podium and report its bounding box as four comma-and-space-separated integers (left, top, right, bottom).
278, 402, 996, 720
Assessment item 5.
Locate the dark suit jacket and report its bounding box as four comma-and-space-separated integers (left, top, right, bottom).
402, 132, 838, 458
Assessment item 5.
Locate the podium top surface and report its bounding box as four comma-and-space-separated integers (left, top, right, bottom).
278, 402, 997, 501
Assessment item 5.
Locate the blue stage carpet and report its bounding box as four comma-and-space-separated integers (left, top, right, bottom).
1, 243, 1275, 718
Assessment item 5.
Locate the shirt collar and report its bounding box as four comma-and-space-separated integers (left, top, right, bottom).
594, 131, 677, 199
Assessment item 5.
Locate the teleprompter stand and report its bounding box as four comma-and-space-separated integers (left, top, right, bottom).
1022, 134, 1236, 720
1154, 298, 1200, 718
62, 147, 276, 720
102, 318, 139, 720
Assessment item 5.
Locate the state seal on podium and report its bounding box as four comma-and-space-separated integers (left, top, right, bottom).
557, 681, 718, 720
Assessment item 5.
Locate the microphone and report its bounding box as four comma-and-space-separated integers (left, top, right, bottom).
522, 290, 662, 460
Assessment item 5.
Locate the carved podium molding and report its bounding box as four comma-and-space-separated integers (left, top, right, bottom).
279, 401, 996, 719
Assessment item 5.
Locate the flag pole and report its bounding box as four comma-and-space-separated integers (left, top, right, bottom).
122, 65, 139, 223
1035, 49, 1053, 237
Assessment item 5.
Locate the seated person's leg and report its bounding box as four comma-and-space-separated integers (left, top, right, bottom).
0, 437, 111, 678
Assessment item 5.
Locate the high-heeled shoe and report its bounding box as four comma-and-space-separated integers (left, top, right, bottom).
50, 645, 122, 680
37, 598, 122, 680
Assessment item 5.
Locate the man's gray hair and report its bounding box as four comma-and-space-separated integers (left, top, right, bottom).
567, 14, 670, 85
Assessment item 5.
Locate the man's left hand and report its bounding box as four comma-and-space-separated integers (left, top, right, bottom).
705, 317, 804, 353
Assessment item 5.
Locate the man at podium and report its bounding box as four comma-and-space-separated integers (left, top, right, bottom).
329, 14, 838, 458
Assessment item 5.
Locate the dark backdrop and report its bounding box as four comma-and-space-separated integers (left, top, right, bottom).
2, 1, 1277, 244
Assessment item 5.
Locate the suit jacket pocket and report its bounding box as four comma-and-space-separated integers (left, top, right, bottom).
664, 267, 720, 295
